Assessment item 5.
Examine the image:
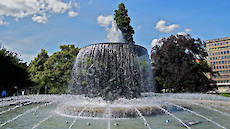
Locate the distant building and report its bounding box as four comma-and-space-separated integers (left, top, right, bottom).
205, 36, 230, 92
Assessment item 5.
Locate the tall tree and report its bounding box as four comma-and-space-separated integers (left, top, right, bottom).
43, 45, 80, 94
0, 48, 31, 95
114, 3, 135, 44
151, 35, 217, 93
28, 49, 49, 93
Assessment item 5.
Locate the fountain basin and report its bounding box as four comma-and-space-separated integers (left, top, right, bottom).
1, 94, 230, 129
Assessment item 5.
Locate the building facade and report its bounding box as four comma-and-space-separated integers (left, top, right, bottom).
205, 37, 230, 92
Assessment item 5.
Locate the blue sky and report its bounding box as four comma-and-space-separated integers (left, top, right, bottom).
0, 0, 229, 63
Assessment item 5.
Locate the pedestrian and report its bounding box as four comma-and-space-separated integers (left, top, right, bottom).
1, 90, 7, 97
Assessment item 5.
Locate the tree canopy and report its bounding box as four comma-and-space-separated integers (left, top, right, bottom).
114, 3, 135, 44
28, 45, 80, 94
28, 49, 49, 93
0, 47, 31, 95
151, 35, 217, 93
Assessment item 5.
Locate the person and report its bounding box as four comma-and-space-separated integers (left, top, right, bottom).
1, 90, 7, 97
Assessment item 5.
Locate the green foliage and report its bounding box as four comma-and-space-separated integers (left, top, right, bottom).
28, 45, 80, 94
114, 3, 135, 44
151, 35, 217, 93
28, 49, 49, 92
43, 45, 80, 94
219, 93, 230, 97
0, 48, 31, 95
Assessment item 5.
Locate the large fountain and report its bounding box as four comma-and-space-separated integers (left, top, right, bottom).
1, 42, 230, 129
69, 42, 154, 100
0, 21, 230, 129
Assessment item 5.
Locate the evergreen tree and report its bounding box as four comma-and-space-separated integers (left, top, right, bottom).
151, 35, 217, 93
114, 3, 135, 44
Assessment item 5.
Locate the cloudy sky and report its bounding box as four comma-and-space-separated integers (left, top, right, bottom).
0, 0, 229, 63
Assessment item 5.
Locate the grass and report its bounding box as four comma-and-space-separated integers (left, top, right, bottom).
218, 93, 230, 97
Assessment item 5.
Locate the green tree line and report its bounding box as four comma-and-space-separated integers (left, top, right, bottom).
0, 47, 32, 95
28, 45, 80, 94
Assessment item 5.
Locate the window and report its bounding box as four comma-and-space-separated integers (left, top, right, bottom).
222, 61, 224, 64
224, 51, 226, 54
227, 51, 230, 54
221, 52, 223, 54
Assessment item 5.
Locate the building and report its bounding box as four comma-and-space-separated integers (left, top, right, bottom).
205, 36, 230, 92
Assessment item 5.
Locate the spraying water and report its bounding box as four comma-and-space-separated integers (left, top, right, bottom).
107, 21, 123, 42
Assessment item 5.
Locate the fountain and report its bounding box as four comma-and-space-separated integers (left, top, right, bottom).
0, 20, 230, 129
69, 42, 154, 100
1, 42, 230, 129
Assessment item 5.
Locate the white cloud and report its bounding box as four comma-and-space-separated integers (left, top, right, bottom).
0, 18, 8, 25
0, 34, 46, 63
97, 15, 113, 27
185, 28, 191, 33
32, 14, 48, 23
0, 0, 79, 24
177, 32, 187, 36
155, 20, 179, 33
68, 11, 78, 17
151, 38, 162, 47
177, 28, 191, 36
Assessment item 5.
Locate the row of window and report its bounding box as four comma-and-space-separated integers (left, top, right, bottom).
211, 60, 230, 65
207, 41, 229, 47
209, 50, 230, 56
210, 56, 230, 60
213, 75, 230, 79
215, 80, 230, 83
216, 70, 230, 73
209, 46, 230, 51
213, 65, 230, 69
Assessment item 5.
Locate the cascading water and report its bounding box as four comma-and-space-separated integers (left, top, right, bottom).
1, 18, 230, 129
69, 42, 155, 100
